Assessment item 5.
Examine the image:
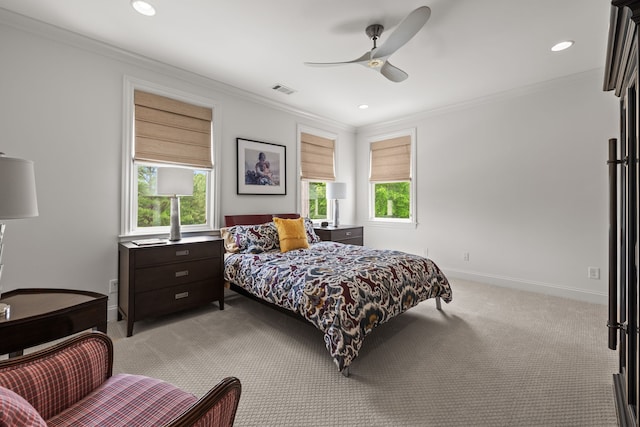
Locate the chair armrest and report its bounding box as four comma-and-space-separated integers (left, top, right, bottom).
165, 377, 242, 427
0, 331, 113, 420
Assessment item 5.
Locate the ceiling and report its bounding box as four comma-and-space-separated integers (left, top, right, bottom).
0, 0, 612, 128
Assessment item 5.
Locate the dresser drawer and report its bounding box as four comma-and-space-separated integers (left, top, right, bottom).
338, 236, 363, 246
329, 228, 362, 241
135, 242, 221, 267
134, 280, 219, 319
135, 258, 220, 293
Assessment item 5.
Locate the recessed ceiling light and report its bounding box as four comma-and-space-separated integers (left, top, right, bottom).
551, 40, 574, 52
358, 104, 369, 110
131, 0, 156, 16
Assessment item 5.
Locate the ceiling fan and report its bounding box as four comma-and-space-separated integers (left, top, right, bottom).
304, 6, 431, 83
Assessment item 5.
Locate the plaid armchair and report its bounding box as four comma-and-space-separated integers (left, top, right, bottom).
0, 332, 241, 427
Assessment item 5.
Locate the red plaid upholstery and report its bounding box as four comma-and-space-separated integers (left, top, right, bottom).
0, 333, 241, 427
47, 374, 197, 427
0, 386, 47, 427
0, 334, 110, 420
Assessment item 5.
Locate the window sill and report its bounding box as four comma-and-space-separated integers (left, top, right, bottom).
119, 225, 216, 240
366, 219, 417, 230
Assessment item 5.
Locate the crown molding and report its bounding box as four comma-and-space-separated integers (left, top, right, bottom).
357, 68, 605, 135
0, 7, 355, 133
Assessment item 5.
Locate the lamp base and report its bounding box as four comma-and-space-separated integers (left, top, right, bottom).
0, 302, 10, 319
168, 196, 182, 241
332, 199, 340, 227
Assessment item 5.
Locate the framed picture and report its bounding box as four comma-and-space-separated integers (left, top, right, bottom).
237, 138, 286, 195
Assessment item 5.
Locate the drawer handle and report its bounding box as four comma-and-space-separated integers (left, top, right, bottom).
175, 270, 189, 278
346, 232, 352, 236
175, 291, 189, 300
176, 250, 190, 256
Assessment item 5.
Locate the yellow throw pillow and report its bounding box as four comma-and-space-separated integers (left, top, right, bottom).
273, 217, 309, 252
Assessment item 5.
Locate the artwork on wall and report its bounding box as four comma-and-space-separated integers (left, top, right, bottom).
236, 138, 286, 195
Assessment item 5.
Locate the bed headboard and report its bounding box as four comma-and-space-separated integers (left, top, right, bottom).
224, 213, 300, 227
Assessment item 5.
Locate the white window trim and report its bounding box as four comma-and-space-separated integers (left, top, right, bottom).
367, 128, 417, 228
297, 124, 338, 223
121, 76, 221, 237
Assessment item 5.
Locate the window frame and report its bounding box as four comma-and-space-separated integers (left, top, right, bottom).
297, 125, 337, 224
121, 77, 220, 237
367, 128, 417, 226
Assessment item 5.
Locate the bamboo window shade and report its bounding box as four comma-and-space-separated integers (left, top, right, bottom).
369, 135, 411, 182
300, 132, 336, 181
134, 90, 213, 169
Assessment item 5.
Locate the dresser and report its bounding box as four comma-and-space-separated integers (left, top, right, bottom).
118, 236, 223, 336
314, 225, 363, 246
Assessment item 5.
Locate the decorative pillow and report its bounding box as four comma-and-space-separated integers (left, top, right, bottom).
220, 223, 280, 254
303, 217, 321, 244
0, 386, 47, 427
273, 217, 309, 252
220, 227, 241, 253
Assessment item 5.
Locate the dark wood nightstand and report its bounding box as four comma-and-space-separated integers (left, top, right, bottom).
118, 236, 224, 337
314, 225, 363, 246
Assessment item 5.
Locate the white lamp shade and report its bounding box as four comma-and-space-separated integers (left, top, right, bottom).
326, 182, 347, 200
157, 167, 193, 196
0, 155, 38, 219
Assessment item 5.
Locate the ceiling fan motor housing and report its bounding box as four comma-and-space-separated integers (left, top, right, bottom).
366, 24, 384, 41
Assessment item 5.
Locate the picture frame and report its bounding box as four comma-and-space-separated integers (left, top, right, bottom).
237, 138, 286, 195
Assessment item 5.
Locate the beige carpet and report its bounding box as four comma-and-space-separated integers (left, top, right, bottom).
109, 279, 618, 426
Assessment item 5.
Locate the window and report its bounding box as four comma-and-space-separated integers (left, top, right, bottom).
369, 130, 415, 223
136, 166, 208, 228
299, 130, 336, 220
122, 80, 216, 236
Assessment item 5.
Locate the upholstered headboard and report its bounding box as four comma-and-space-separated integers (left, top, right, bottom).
224, 213, 300, 227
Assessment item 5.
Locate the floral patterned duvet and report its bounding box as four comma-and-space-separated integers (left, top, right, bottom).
224, 241, 453, 372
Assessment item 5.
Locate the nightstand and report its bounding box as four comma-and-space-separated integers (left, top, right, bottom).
314, 225, 363, 246
118, 236, 224, 337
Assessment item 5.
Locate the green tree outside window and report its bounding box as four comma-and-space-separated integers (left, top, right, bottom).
374, 182, 410, 219
137, 166, 207, 227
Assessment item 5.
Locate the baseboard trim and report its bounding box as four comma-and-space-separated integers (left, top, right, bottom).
442, 268, 607, 305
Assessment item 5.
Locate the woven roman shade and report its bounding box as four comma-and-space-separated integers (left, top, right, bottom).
134, 90, 213, 169
369, 136, 411, 182
300, 132, 335, 181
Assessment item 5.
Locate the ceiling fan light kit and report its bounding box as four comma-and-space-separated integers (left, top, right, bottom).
304, 6, 431, 82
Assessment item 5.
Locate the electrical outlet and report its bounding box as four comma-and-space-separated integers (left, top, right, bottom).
109, 279, 118, 293
588, 267, 600, 280
463, 252, 470, 261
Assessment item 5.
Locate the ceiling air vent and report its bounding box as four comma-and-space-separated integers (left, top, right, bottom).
272, 84, 296, 95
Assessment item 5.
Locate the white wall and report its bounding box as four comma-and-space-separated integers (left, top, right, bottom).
356, 69, 618, 304
0, 11, 356, 320
0, 9, 616, 320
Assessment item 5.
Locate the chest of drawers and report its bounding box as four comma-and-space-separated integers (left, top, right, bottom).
314, 225, 364, 246
118, 236, 223, 336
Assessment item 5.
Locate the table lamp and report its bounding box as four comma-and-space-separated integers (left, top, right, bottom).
157, 167, 193, 241
0, 153, 39, 318
326, 182, 347, 227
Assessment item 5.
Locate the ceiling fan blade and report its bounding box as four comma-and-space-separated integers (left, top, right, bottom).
380, 62, 408, 82
372, 6, 431, 59
305, 51, 370, 67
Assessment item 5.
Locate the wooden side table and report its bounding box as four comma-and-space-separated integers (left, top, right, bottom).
0, 288, 107, 357
314, 225, 364, 246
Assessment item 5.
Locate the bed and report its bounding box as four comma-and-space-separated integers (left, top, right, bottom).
222, 214, 452, 375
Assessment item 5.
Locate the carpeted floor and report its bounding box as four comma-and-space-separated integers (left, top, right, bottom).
109, 279, 619, 426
